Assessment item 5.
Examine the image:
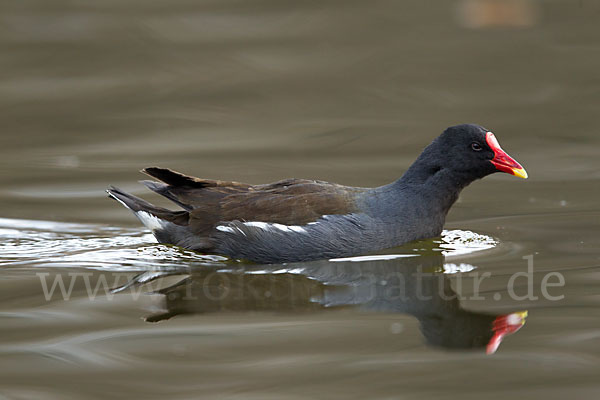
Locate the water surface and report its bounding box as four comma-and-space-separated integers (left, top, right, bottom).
1, 0, 600, 398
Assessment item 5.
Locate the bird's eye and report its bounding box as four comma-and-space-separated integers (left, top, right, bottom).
471, 142, 482, 151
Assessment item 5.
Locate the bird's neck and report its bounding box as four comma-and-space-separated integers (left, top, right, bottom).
395, 159, 474, 215
373, 156, 476, 221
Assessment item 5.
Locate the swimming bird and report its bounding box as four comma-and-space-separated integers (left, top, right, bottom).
107, 124, 526, 263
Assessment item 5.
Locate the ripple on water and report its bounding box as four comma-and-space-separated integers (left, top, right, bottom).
0, 218, 227, 271
0, 218, 497, 271
439, 229, 497, 256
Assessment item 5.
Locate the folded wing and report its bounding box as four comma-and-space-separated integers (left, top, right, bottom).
140, 167, 364, 237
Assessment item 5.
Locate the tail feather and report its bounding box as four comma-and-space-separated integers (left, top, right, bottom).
107, 186, 213, 251
139, 180, 193, 211
142, 167, 208, 188
106, 186, 189, 227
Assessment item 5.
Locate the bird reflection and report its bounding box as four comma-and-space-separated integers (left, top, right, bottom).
117, 251, 526, 354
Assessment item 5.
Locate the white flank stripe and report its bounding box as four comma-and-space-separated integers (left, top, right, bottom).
244, 221, 270, 230
244, 221, 308, 234
288, 226, 307, 233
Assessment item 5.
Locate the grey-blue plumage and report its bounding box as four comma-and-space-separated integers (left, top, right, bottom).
107, 124, 527, 263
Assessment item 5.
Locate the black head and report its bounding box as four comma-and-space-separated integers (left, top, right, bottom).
417, 124, 527, 182
419, 310, 527, 353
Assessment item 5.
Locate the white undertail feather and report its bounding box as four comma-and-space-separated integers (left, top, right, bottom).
136, 211, 164, 232
107, 191, 164, 233
108, 192, 129, 209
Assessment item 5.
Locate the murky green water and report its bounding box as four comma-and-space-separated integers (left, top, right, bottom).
1, 0, 600, 398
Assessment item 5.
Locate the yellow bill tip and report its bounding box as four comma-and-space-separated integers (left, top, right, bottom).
516, 310, 528, 324
512, 168, 528, 179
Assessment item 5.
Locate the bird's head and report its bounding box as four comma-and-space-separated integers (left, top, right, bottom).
429, 124, 527, 180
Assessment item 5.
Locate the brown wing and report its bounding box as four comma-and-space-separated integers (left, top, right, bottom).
141, 167, 363, 235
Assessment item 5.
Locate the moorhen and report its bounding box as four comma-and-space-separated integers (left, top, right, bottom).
107, 124, 526, 263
